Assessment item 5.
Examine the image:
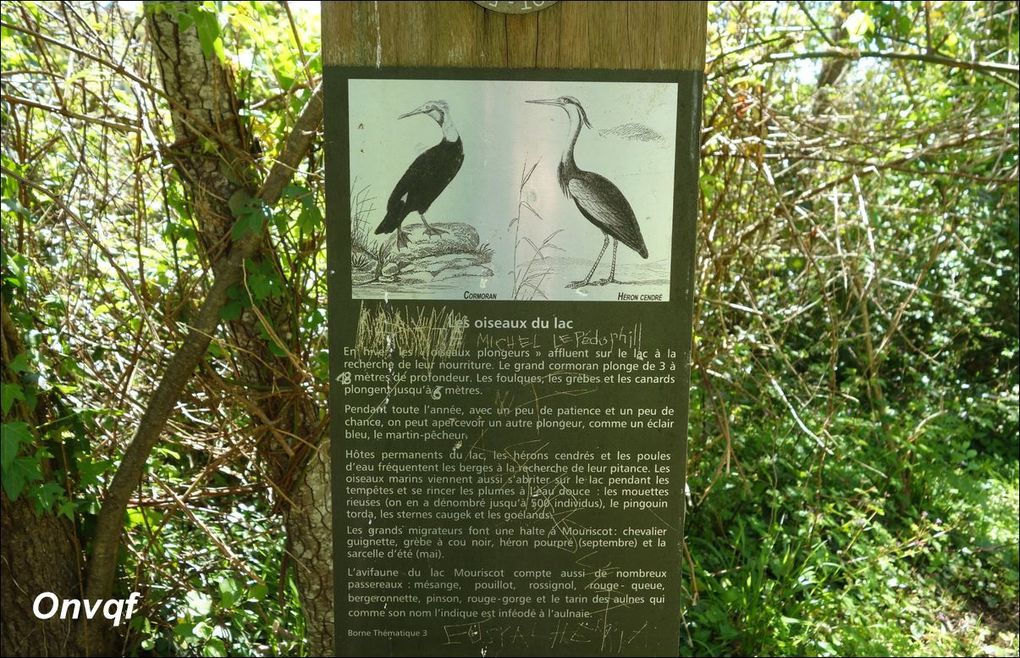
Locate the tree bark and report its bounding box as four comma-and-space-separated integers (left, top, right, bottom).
142, 2, 333, 654
812, 0, 854, 114
0, 494, 83, 657
84, 1, 264, 614
284, 439, 333, 655
0, 300, 96, 656
79, 2, 322, 653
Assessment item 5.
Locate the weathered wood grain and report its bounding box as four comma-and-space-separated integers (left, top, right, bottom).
323, 1, 706, 70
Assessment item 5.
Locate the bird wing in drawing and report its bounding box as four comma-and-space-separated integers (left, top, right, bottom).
567, 175, 648, 259
375, 139, 464, 236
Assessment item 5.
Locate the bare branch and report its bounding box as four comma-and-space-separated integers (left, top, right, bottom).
796, 0, 837, 47
83, 87, 322, 611
768, 47, 1019, 76
1, 93, 139, 132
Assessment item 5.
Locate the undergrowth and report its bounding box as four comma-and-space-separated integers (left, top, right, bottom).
681, 403, 1019, 657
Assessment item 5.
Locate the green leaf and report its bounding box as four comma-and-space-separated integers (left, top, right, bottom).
32, 481, 65, 512
1, 382, 25, 415
1, 421, 31, 472
126, 507, 147, 528
57, 499, 76, 520
272, 50, 297, 91
843, 9, 874, 44
203, 638, 227, 657
8, 352, 29, 373
229, 192, 268, 241
174, 620, 197, 642
220, 300, 244, 321
76, 455, 112, 487
281, 184, 306, 199
191, 8, 225, 64
4, 456, 43, 501
297, 205, 322, 233
127, 507, 162, 529
218, 576, 239, 607
247, 583, 268, 602
185, 590, 213, 617
175, 10, 194, 32
2, 466, 25, 500
248, 269, 282, 301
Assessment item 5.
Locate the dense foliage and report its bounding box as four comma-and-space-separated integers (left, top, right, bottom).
685, 2, 1018, 654
1, 1, 1016, 656
2, 2, 321, 654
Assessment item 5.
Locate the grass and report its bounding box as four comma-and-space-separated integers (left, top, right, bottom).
350, 179, 492, 283
350, 181, 388, 281
350, 180, 376, 258
510, 157, 563, 300
680, 404, 1019, 657
354, 302, 467, 367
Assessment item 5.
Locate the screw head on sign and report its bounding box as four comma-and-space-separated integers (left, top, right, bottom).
473, 1, 558, 15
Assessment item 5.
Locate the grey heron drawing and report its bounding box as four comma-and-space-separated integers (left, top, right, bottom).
374, 100, 464, 249
526, 95, 648, 288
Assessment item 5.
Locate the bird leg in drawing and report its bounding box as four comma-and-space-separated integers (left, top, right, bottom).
418, 211, 447, 238
526, 95, 649, 291
394, 226, 410, 250
374, 100, 464, 250
600, 239, 620, 285
569, 234, 610, 289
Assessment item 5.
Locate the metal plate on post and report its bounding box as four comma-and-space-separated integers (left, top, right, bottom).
473, 1, 558, 14
326, 66, 702, 656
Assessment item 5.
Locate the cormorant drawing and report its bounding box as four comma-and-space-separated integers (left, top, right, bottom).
374, 100, 464, 249
526, 96, 648, 288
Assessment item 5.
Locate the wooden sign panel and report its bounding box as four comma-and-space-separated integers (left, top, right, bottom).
323, 4, 706, 657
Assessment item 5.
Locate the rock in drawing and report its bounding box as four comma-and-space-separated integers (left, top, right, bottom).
374, 100, 464, 249
526, 96, 648, 288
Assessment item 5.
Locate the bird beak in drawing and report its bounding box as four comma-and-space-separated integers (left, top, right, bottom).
526, 97, 592, 129
399, 103, 445, 124
398, 106, 425, 120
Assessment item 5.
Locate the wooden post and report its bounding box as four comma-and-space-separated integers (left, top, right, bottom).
323, 2, 706, 71
322, 2, 706, 656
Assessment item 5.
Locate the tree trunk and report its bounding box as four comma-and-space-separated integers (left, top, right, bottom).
813, 0, 854, 114
283, 439, 333, 655
0, 301, 97, 656
144, 3, 332, 654
0, 494, 82, 656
